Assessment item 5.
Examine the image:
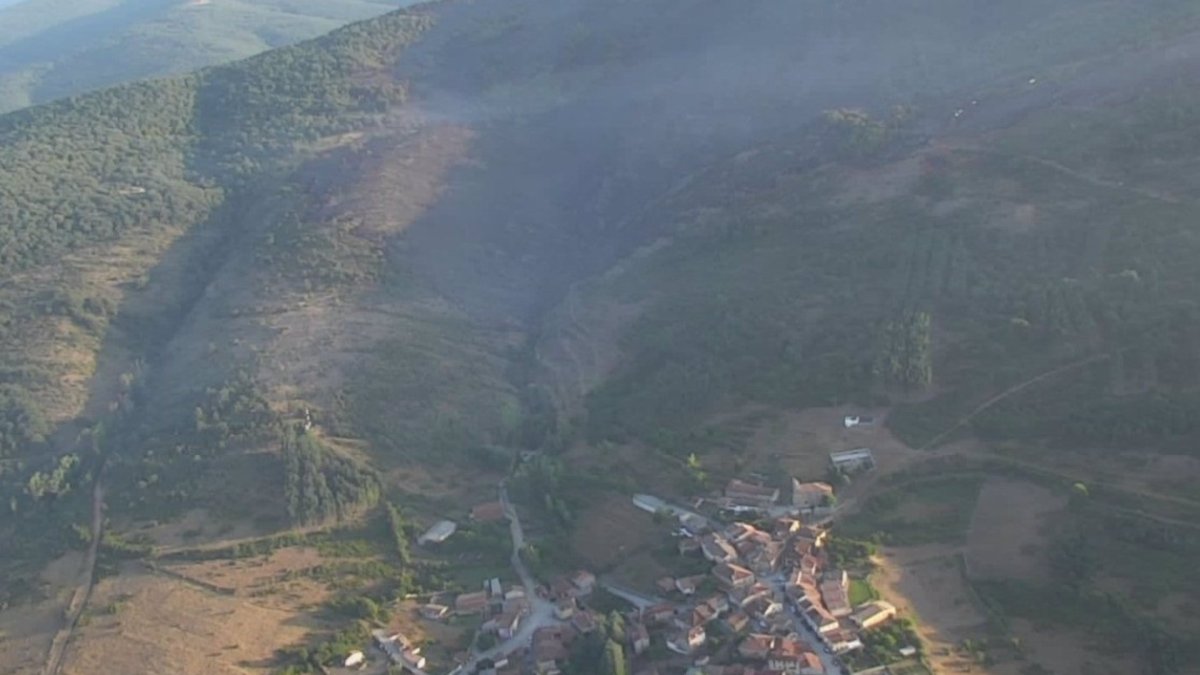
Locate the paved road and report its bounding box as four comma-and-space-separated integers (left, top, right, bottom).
461, 483, 562, 671
758, 572, 842, 675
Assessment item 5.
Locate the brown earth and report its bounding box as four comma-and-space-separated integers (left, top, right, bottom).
572, 494, 665, 572
966, 479, 1066, 582
0, 552, 88, 675
746, 406, 920, 479
157, 547, 332, 611
873, 546, 1023, 675
59, 563, 327, 675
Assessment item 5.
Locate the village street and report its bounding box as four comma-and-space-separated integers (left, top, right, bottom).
633, 493, 846, 675
460, 484, 561, 671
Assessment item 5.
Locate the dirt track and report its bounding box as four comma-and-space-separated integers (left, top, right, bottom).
43, 479, 104, 675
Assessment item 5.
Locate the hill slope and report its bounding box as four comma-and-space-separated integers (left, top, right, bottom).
0, 0, 417, 113
2, 0, 1200, 673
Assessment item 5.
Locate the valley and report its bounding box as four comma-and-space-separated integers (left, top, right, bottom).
2, 0, 1200, 674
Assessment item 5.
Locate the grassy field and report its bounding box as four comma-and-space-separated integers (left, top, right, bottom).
849, 578, 880, 606
841, 476, 985, 546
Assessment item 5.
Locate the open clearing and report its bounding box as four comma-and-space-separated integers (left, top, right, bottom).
572, 493, 665, 573
966, 478, 1065, 581
841, 476, 983, 545
874, 546, 1023, 675
744, 406, 920, 482
158, 546, 333, 611
1008, 618, 1139, 675
61, 563, 327, 675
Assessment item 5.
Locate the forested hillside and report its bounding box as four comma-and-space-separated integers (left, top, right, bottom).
0, 5, 433, 602
3, 0, 1200, 672
0, 0, 414, 113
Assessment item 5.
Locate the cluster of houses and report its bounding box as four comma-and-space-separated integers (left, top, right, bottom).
420, 576, 533, 642
629, 477, 899, 674
369, 629, 428, 672
430, 569, 639, 675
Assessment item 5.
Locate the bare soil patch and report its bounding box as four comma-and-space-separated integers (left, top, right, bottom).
572, 494, 665, 573
61, 564, 326, 675
874, 546, 1023, 675
744, 405, 919, 481
159, 547, 332, 611
966, 479, 1066, 582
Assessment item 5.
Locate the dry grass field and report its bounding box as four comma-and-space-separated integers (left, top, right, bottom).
60, 562, 327, 675
966, 478, 1065, 582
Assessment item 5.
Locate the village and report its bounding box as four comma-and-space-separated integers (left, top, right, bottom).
337, 420, 919, 675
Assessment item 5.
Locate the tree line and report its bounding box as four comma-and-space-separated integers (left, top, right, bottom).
283, 426, 381, 526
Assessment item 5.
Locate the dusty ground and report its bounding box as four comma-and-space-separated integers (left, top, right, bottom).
572, 494, 665, 573
746, 406, 920, 480
966, 479, 1066, 582
157, 547, 333, 612
0, 551, 86, 675
60, 563, 327, 675
874, 546, 1023, 675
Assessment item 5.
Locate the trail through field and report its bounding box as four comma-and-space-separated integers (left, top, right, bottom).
918, 353, 1112, 451
43, 477, 104, 675
948, 144, 1183, 204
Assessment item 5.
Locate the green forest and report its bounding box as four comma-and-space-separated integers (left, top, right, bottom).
0, 0, 408, 114
283, 428, 380, 525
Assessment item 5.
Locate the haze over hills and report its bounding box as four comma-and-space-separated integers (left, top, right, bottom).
2, 0, 1200, 673
0, 0, 418, 113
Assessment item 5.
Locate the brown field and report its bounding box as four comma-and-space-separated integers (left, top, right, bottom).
60, 563, 327, 675
745, 406, 921, 482
571, 494, 666, 573
966, 478, 1065, 582
0, 551, 91, 675
874, 546, 1024, 675
157, 546, 334, 612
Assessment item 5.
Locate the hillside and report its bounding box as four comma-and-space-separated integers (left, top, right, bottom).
2, 0, 1200, 673
0, 0, 416, 113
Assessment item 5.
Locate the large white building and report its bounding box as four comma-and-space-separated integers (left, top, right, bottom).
418, 520, 458, 544
829, 448, 875, 473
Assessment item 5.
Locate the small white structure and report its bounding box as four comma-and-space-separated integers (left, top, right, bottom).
419, 520, 457, 544
344, 651, 365, 667
830, 448, 875, 473
632, 494, 667, 513
843, 415, 876, 429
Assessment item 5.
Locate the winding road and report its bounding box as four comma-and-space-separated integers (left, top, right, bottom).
460, 483, 561, 670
